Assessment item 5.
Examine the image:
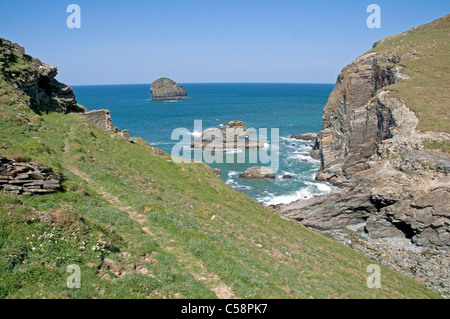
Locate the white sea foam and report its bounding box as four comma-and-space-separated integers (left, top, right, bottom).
224, 149, 244, 154
260, 180, 335, 206
280, 171, 296, 177
316, 183, 332, 192
189, 131, 202, 138
304, 181, 334, 193
228, 171, 240, 177
286, 153, 310, 161
259, 188, 315, 206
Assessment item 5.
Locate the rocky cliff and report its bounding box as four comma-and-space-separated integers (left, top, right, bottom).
150, 77, 188, 100
0, 38, 82, 114
282, 16, 450, 250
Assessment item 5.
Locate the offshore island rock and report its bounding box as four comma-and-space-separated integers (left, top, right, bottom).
150, 77, 188, 100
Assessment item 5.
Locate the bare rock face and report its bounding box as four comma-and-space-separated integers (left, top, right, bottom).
281, 19, 450, 250
191, 120, 264, 149
240, 167, 275, 179
0, 38, 82, 113
316, 51, 405, 182
150, 78, 188, 100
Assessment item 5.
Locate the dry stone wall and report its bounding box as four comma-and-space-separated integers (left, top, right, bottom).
0, 156, 61, 195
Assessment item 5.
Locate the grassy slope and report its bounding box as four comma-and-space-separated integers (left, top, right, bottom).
0, 104, 440, 299
371, 15, 450, 134
0, 40, 440, 300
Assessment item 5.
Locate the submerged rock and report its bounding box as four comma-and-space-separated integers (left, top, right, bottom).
150, 77, 188, 100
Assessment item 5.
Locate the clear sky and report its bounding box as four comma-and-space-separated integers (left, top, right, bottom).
0, 0, 448, 85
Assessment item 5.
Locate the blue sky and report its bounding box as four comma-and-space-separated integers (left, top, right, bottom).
0, 0, 448, 85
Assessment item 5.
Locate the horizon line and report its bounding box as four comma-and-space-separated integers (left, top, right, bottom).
70, 82, 335, 87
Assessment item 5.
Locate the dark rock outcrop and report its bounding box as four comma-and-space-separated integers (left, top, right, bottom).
150, 77, 188, 100
0, 156, 61, 195
0, 38, 82, 113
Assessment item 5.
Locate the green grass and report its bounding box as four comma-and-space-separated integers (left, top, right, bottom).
0, 96, 440, 299
371, 15, 450, 133
423, 139, 450, 154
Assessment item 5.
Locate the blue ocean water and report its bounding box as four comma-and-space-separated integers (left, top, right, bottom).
72, 83, 335, 205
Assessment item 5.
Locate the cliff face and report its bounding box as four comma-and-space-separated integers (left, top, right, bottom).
316, 52, 405, 183
282, 16, 450, 250
0, 38, 82, 113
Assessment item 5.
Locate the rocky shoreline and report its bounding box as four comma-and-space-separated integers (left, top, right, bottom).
272, 17, 450, 298
320, 226, 449, 298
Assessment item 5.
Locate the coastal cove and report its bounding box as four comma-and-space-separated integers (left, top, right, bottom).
72, 83, 336, 205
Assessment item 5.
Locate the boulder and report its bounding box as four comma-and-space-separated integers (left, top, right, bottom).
150, 78, 188, 100
310, 149, 321, 160
239, 167, 275, 179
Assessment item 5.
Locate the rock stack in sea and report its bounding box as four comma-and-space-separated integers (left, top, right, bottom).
239, 167, 275, 179
191, 120, 265, 149
150, 77, 188, 100
0, 156, 61, 195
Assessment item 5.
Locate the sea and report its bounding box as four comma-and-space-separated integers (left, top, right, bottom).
72, 83, 336, 206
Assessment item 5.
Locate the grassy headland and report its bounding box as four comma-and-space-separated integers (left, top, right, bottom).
0, 91, 439, 299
